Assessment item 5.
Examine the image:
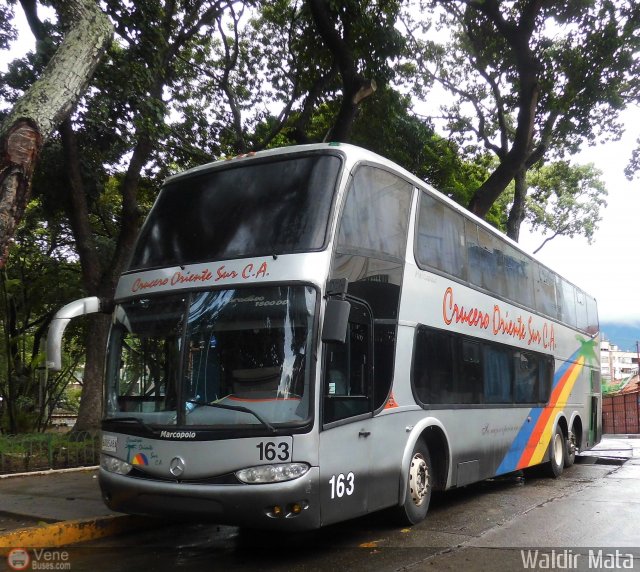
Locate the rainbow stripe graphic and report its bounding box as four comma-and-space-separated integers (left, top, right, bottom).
496, 337, 597, 475
131, 453, 149, 466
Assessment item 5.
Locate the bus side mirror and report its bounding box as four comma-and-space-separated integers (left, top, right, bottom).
46, 296, 109, 371
322, 299, 351, 344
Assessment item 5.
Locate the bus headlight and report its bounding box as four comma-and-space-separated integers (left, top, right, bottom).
236, 463, 309, 484
100, 454, 132, 475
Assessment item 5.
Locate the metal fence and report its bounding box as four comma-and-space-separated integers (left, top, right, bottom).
0, 431, 100, 475
603, 390, 640, 434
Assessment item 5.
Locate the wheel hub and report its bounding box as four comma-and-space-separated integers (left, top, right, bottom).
409, 453, 429, 506
553, 433, 564, 466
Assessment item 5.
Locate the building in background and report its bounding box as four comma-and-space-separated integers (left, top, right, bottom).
600, 340, 639, 395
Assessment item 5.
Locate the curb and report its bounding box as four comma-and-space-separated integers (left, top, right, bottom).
0, 514, 165, 554
0, 466, 99, 480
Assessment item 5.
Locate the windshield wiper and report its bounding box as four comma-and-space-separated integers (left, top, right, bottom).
103, 416, 155, 434
186, 400, 276, 433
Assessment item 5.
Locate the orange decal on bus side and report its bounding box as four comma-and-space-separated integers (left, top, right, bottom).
384, 393, 399, 409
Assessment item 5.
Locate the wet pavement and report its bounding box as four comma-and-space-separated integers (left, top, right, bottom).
1, 436, 639, 570
0, 436, 634, 534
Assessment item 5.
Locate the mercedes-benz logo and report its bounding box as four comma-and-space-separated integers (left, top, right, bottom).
169, 456, 185, 477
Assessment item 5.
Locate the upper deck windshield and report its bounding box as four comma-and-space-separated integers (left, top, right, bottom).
105, 285, 316, 431
129, 154, 342, 271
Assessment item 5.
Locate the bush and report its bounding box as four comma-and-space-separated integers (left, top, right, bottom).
0, 431, 100, 474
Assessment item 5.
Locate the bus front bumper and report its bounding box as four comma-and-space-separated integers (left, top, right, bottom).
98, 466, 321, 530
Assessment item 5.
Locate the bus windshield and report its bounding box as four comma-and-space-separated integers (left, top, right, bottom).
129, 154, 342, 271
105, 285, 316, 430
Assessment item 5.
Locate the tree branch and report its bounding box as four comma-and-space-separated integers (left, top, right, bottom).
533, 231, 560, 254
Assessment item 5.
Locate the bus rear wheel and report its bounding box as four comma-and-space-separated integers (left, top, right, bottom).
544, 425, 565, 478
564, 430, 577, 468
396, 441, 432, 525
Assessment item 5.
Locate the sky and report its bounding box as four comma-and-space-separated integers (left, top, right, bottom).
2, 5, 640, 332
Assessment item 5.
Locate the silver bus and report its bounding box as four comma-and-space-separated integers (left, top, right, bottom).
47, 143, 601, 530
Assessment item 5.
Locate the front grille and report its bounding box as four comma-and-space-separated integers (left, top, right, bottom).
128, 467, 240, 485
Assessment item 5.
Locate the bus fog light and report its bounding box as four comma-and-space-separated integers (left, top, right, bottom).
267, 501, 308, 518
290, 502, 304, 514
236, 462, 309, 484
100, 454, 132, 475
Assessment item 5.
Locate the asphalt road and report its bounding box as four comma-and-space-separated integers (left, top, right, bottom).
50, 448, 640, 572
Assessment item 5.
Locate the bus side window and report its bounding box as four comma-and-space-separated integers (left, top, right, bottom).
373, 323, 396, 410
337, 166, 412, 259
412, 327, 455, 405
460, 340, 483, 403
412, 325, 552, 407
323, 304, 373, 424
483, 345, 513, 403
514, 351, 539, 403
416, 193, 466, 279
540, 356, 554, 403
326, 345, 349, 396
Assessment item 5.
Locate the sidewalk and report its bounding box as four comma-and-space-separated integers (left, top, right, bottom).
579, 434, 640, 462
0, 468, 112, 529
0, 468, 163, 551
0, 435, 637, 550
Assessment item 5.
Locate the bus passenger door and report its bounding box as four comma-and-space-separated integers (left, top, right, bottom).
319, 299, 374, 526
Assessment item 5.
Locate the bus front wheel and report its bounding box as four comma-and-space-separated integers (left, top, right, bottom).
544, 426, 565, 478
396, 441, 432, 525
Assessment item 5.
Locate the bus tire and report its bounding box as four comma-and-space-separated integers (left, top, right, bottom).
544, 425, 565, 478
564, 430, 576, 468
396, 441, 432, 525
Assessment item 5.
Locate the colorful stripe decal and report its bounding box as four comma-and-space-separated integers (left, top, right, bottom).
520, 355, 584, 468
496, 337, 597, 475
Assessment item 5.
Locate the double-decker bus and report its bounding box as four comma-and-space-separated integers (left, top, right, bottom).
47, 143, 601, 530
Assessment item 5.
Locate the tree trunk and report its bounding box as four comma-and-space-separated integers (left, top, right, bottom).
459, 0, 543, 221
0, 0, 112, 268
324, 79, 377, 142
307, 0, 377, 143
62, 117, 155, 431
74, 313, 110, 431
506, 168, 528, 241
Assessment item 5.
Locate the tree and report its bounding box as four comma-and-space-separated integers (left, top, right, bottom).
62, 1, 248, 430
0, 0, 112, 267
525, 161, 607, 254
0, 0, 504, 432
349, 86, 493, 211
305, 0, 409, 142
0, 197, 84, 433
0, 2, 17, 52
165, 0, 407, 156
8, 1, 264, 430
404, 0, 640, 240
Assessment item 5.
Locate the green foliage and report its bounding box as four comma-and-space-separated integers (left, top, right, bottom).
602, 381, 625, 396
349, 86, 493, 206
0, 196, 84, 434
0, 1, 16, 52
59, 386, 82, 415
0, 432, 99, 473
526, 162, 608, 250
